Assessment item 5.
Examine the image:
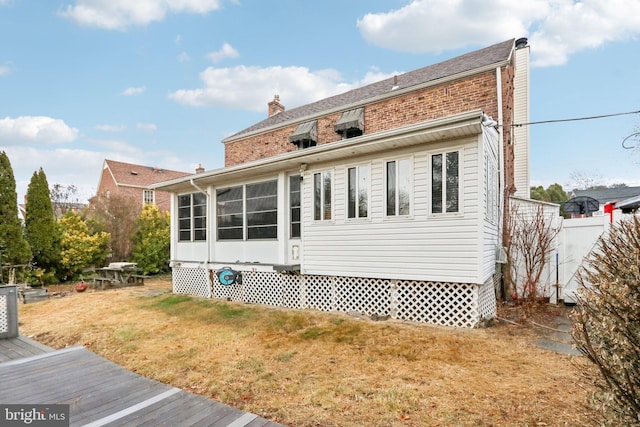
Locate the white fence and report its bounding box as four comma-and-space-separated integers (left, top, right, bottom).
509, 197, 621, 304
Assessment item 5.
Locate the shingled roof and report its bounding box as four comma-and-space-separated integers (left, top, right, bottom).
572, 186, 640, 205
103, 159, 191, 187
224, 38, 515, 142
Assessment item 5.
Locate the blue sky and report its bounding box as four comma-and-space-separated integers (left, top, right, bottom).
1, 0, 639, 203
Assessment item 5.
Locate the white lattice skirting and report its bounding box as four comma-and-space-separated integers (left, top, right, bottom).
0, 295, 7, 335
172, 268, 497, 328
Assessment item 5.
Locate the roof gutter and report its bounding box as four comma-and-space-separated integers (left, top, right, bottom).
152, 109, 484, 192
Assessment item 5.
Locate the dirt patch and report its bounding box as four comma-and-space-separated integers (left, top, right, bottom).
18, 279, 596, 426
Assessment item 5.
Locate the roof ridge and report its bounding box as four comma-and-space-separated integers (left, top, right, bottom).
223, 38, 515, 142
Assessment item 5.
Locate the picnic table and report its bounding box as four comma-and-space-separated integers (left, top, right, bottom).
94, 262, 148, 289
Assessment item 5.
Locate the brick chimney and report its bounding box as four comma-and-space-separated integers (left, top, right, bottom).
268, 94, 285, 117
195, 164, 204, 173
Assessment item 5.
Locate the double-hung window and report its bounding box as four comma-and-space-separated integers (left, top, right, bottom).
386, 158, 411, 216
314, 171, 332, 220
178, 192, 207, 241
431, 151, 460, 214
347, 165, 369, 219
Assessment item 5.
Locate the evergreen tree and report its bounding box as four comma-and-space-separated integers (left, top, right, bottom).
0, 151, 31, 266
25, 168, 60, 281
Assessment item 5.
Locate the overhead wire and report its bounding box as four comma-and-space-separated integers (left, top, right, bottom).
508, 108, 640, 149
511, 109, 640, 127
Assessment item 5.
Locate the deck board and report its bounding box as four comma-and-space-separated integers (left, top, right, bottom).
0, 338, 285, 427
0, 335, 51, 362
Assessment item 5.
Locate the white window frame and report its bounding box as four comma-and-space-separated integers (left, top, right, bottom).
384, 157, 413, 217
216, 179, 279, 241
346, 164, 370, 220
143, 189, 155, 205
178, 192, 207, 242
313, 170, 333, 221
289, 174, 301, 238
430, 149, 462, 215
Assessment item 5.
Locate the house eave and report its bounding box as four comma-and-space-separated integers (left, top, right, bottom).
222, 61, 509, 145
152, 109, 485, 193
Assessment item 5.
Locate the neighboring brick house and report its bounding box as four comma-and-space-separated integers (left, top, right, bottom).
96, 159, 192, 211
153, 38, 531, 328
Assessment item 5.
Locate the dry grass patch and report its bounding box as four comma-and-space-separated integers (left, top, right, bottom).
19, 280, 596, 426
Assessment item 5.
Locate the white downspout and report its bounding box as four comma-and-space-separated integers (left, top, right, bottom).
496, 66, 504, 251
189, 179, 212, 298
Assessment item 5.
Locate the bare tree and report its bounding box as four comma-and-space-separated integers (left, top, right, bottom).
50, 183, 82, 218
567, 170, 602, 191
503, 200, 560, 301
87, 193, 141, 262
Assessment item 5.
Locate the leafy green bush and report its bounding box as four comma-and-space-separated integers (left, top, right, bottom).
572, 215, 640, 425
58, 212, 110, 280
131, 204, 170, 275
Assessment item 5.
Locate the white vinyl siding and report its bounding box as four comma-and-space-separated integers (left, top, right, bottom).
513, 45, 530, 198
303, 138, 483, 284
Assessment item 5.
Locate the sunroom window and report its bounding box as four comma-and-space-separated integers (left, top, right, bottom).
432, 151, 459, 214
246, 180, 277, 239
386, 159, 411, 216
290, 175, 301, 238
314, 171, 332, 220
347, 165, 369, 218
216, 180, 278, 240
178, 192, 207, 241
216, 186, 243, 240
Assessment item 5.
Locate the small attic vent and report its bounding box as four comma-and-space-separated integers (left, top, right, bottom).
130, 171, 138, 175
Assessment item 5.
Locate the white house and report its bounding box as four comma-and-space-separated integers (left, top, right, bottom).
152, 38, 531, 328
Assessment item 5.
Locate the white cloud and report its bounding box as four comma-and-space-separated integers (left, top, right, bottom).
169, 65, 371, 111
137, 122, 157, 132
60, 0, 222, 30
4, 146, 102, 203
528, 0, 640, 66
177, 51, 190, 62
0, 116, 78, 144
0, 65, 9, 76
356, 0, 640, 67
120, 86, 145, 96
95, 124, 126, 132
206, 43, 239, 63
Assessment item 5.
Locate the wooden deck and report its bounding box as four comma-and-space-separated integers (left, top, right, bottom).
0, 337, 284, 427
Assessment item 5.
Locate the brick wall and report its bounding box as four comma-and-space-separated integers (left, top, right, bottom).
95, 168, 173, 211
224, 69, 511, 170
